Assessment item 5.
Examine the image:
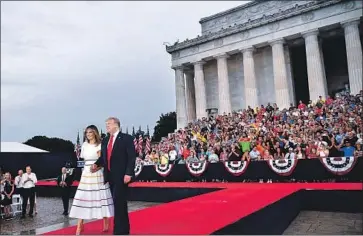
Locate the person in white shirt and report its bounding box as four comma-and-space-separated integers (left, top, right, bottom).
249, 147, 261, 161
21, 166, 37, 218
208, 150, 219, 163
168, 149, 177, 163
14, 170, 24, 196
285, 148, 296, 159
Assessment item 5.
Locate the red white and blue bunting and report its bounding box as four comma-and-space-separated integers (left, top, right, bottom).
320, 156, 357, 175
133, 157, 359, 177
186, 161, 208, 177
267, 158, 298, 176
134, 158, 144, 177
154, 164, 174, 177
224, 161, 249, 176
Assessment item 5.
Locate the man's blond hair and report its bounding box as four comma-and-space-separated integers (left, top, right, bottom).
106, 117, 121, 127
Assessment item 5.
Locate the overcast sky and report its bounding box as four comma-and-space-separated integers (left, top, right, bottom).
1, 1, 249, 143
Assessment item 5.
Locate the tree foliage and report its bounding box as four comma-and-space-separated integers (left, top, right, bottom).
24, 136, 75, 153
135, 125, 145, 137
152, 111, 176, 142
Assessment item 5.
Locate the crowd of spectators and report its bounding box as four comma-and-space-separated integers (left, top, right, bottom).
143, 91, 363, 165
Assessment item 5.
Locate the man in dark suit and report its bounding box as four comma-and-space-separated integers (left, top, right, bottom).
93, 117, 136, 235
57, 167, 73, 216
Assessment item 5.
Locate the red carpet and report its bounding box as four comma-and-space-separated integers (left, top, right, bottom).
42, 182, 361, 235
37, 180, 79, 187
37, 180, 362, 190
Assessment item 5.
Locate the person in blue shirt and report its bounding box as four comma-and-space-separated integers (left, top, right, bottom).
338, 139, 356, 157
335, 129, 345, 145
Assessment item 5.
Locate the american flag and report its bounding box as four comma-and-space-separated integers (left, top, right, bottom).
74, 131, 81, 159
132, 126, 138, 152
145, 136, 151, 154
138, 134, 143, 154
145, 125, 151, 154
133, 135, 138, 152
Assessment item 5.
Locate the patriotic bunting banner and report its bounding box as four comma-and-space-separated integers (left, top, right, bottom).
320, 156, 357, 175
132, 157, 360, 178
134, 158, 144, 177
224, 160, 249, 176
154, 164, 174, 177
267, 158, 298, 176
186, 161, 208, 177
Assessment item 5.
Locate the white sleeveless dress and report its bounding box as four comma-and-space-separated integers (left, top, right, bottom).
69, 142, 114, 219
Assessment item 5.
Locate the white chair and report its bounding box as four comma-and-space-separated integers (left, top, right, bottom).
11, 194, 22, 216
0, 194, 17, 218
0, 194, 4, 218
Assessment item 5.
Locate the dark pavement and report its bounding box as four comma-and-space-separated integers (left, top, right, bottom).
0, 197, 158, 235
1, 198, 362, 235
283, 211, 363, 235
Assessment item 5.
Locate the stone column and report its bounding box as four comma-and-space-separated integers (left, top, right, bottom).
319, 39, 328, 96
184, 69, 196, 122
215, 53, 232, 115
174, 66, 188, 129
193, 61, 208, 119
342, 19, 363, 95
302, 29, 327, 101
270, 39, 291, 109
241, 47, 259, 109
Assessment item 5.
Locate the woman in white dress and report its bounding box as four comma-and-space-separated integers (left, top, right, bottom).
69, 125, 114, 235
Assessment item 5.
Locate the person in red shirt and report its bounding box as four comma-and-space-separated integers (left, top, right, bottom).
315, 107, 323, 116
325, 95, 333, 106
182, 145, 190, 160
297, 100, 306, 110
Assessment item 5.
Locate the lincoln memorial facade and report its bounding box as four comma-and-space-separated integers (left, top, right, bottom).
165, 0, 363, 129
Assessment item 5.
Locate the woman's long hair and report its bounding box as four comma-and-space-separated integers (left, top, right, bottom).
84, 125, 102, 145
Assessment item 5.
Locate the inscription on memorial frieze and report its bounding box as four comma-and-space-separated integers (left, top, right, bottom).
166, 0, 362, 67
214, 38, 224, 48
301, 12, 315, 22
201, 1, 311, 34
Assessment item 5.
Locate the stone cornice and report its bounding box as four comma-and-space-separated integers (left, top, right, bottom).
199, 0, 260, 24
301, 29, 320, 38
240, 46, 255, 54
192, 60, 206, 66
269, 38, 285, 46
165, 0, 342, 54
214, 53, 229, 59
341, 17, 361, 27
171, 65, 184, 70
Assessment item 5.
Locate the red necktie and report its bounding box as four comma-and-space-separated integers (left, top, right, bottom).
107, 135, 114, 171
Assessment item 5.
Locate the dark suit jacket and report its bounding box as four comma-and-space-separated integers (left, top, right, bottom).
95, 132, 136, 184
57, 173, 73, 189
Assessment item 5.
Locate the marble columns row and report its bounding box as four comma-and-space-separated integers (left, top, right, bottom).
302, 30, 328, 101
174, 67, 188, 129
174, 62, 207, 129
301, 19, 363, 100
173, 40, 293, 127
342, 19, 363, 95
174, 19, 362, 128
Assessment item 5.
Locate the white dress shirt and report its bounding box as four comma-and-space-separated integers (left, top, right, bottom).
108, 130, 120, 147
22, 173, 37, 189
15, 175, 24, 188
